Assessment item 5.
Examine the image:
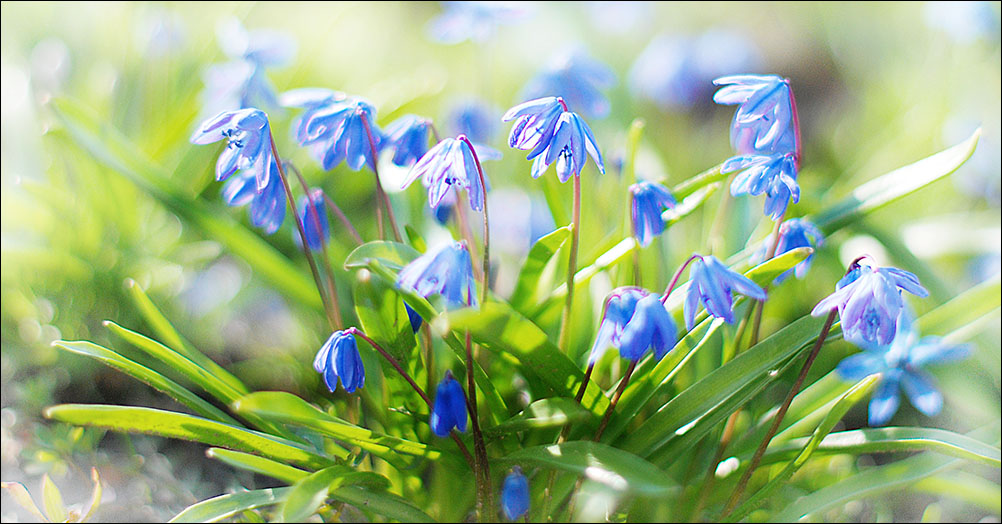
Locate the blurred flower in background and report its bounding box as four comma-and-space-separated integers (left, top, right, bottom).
521, 48, 616, 119
447, 98, 500, 144
923, 1, 1000, 44
426, 1, 531, 45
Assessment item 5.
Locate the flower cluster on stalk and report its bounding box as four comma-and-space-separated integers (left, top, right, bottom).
684, 255, 767, 329
503, 96, 605, 182
590, 287, 678, 364
281, 88, 382, 172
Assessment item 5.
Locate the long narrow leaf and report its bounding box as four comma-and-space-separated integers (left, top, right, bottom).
170, 487, 292, 523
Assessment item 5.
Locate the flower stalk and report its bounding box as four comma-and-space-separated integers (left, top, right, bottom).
359, 110, 402, 242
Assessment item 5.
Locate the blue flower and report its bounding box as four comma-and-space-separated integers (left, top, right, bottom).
684, 255, 767, 329
722, 152, 800, 220
313, 330, 365, 394
812, 262, 929, 346
198, 19, 295, 119
190, 108, 274, 191
220, 158, 286, 234
836, 310, 969, 426
590, 287, 677, 364
297, 189, 329, 251
501, 466, 530, 521
713, 74, 799, 156
503, 97, 565, 157
282, 89, 381, 172
430, 370, 468, 437
522, 49, 616, 119
527, 111, 605, 183
755, 218, 824, 283
426, 1, 529, 45
448, 99, 500, 144
383, 114, 432, 167
405, 303, 423, 333
402, 137, 489, 212
397, 241, 478, 309
630, 181, 677, 247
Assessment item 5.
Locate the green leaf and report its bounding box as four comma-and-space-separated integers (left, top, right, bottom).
759, 426, 1001, 469
281, 466, 389, 523
725, 375, 881, 522
771, 426, 998, 521
328, 486, 435, 523
404, 224, 427, 253
916, 274, 1001, 335
812, 128, 981, 233
621, 314, 827, 459
499, 441, 676, 497
484, 398, 592, 439
344, 241, 421, 271
913, 470, 1002, 513
509, 226, 571, 313
44, 404, 338, 468
53, 340, 238, 425
49, 98, 320, 309
170, 487, 292, 523
529, 236, 638, 319
442, 301, 610, 418
0, 481, 47, 522
671, 163, 726, 200
232, 391, 462, 470
124, 278, 247, 395
352, 269, 416, 362
41, 474, 66, 523
205, 448, 309, 484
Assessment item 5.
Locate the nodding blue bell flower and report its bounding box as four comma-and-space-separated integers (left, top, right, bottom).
590, 287, 677, 364
504, 97, 605, 182
282, 89, 382, 172
383, 114, 433, 167
684, 255, 767, 330
755, 218, 824, 284
190, 108, 275, 191
836, 309, 969, 426
812, 261, 929, 346
722, 152, 800, 221
503, 96, 564, 158
220, 158, 286, 234
713, 74, 799, 157
313, 330, 365, 394
401, 136, 492, 212
630, 181, 677, 247
296, 189, 330, 251
501, 466, 530, 521
429, 370, 468, 437
396, 241, 478, 309
521, 48, 616, 119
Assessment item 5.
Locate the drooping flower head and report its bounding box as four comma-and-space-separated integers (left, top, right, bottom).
684, 255, 767, 330
630, 181, 677, 247
426, 1, 530, 45
383, 114, 433, 167
430, 370, 467, 437
190, 108, 275, 191
397, 241, 478, 309
721, 152, 800, 220
812, 260, 929, 346
836, 309, 969, 426
713, 74, 799, 158
521, 48, 616, 119
313, 330, 365, 394
503, 97, 605, 182
296, 189, 330, 251
401, 137, 491, 212
755, 218, 824, 283
281, 88, 382, 172
590, 287, 678, 364
501, 466, 530, 521
220, 158, 286, 234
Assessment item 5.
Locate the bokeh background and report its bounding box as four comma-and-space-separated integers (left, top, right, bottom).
2, 2, 1000, 521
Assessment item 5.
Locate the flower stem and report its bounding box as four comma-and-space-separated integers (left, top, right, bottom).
285, 162, 344, 328
321, 193, 364, 246
359, 111, 402, 243
465, 331, 492, 521
269, 134, 339, 330
458, 135, 492, 305
661, 254, 703, 305
557, 173, 582, 353
721, 308, 838, 518
748, 214, 785, 347
347, 328, 475, 470
594, 360, 637, 441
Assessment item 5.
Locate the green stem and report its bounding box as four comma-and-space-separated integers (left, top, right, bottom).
721, 309, 838, 517
594, 360, 637, 441
557, 173, 582, 353
465, 331, 492, 521
359, 110, 402, 242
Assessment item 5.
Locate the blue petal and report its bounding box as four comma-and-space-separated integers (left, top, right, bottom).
900, 370, 943, 417
867, 371, 902, 426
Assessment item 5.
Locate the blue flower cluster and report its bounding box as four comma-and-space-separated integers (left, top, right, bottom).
714, 74, 801, 220
503, 97, 605, 182
397, 241, 478, 309
684, 255, 767, 329
630, 181, 677, 248
836, 309, 969, 426
521, 49, 616, 119
313, 330, 365, 394
282, 88, 381, 173
430, 371, 468, 437
590, 287, 678, 364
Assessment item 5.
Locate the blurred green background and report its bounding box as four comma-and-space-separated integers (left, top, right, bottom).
2, 2, 999, 521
